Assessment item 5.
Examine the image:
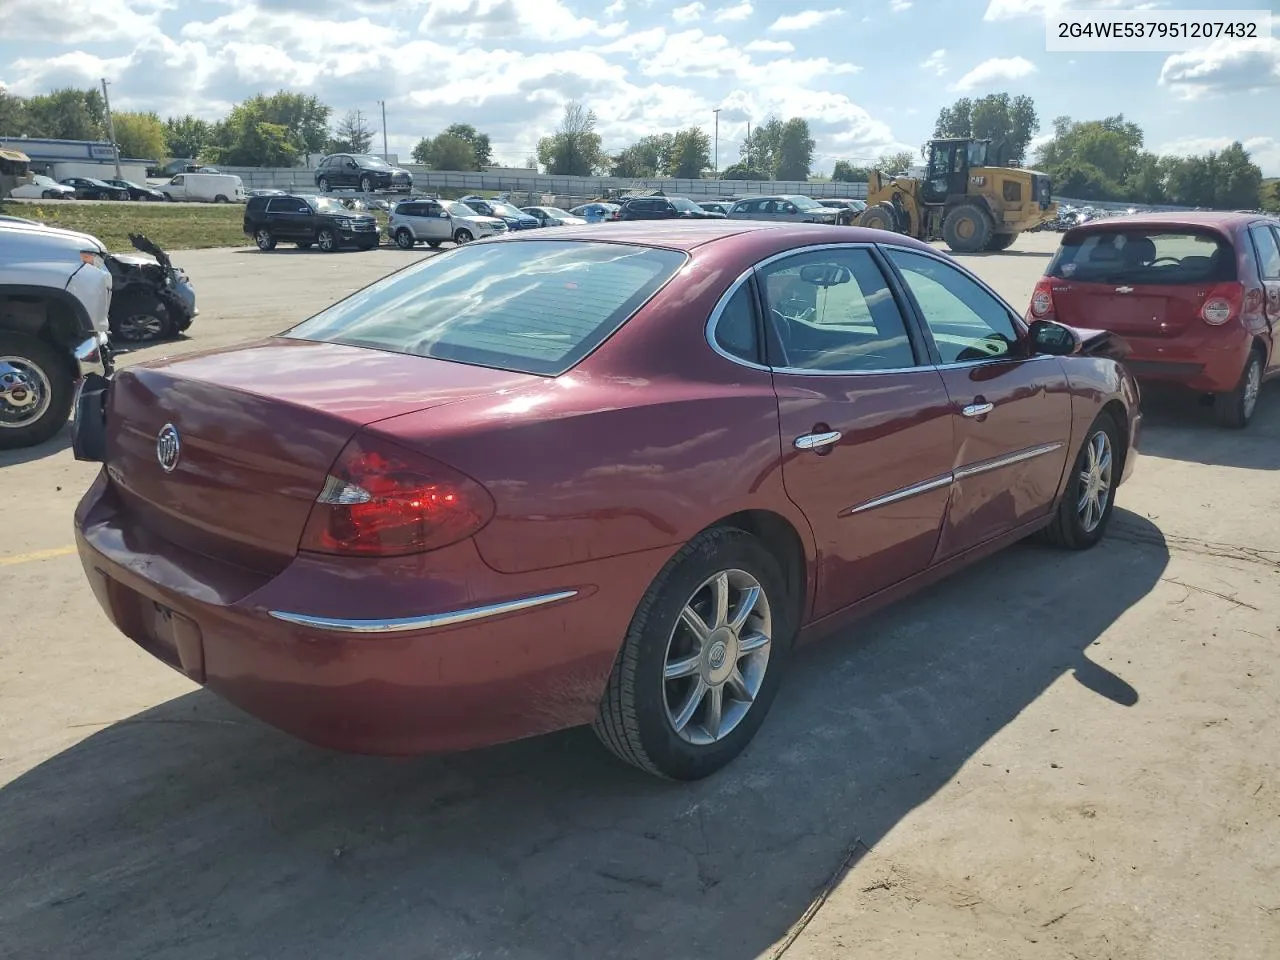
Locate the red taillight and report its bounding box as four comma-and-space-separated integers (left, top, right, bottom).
1200, 281, 1243, 326
1027, 278, 1056, 320
299, 433, 494, 557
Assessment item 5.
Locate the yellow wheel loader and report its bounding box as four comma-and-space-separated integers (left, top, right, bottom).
856, 138, 1057, 253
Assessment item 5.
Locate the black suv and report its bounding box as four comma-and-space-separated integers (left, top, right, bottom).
617, 196, 725, 221
314, 154, 413, 194
244, 193, 380, 252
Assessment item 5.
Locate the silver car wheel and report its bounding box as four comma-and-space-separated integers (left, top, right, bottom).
117, 312, 165, 342
0, 355, 53, 429
662, 569, 772, 745
1077, 429, 1113, 534
1242, 354, 1262, 420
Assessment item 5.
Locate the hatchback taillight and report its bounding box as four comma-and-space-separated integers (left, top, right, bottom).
299, 433, 495, 557
1200, 282, 1243, 326
1027, 278, 1056, 321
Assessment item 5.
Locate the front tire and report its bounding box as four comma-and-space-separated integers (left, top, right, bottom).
593, 526, 793, 780
1041, 412, 1121, 550
0, 332, 73, 450
316, 227, 338, 252
109, 293, 171, 343
453, 228, 473, 244
985, 232, 1017, 252
1214, 349, 1263, 429
943, 203, 994, 253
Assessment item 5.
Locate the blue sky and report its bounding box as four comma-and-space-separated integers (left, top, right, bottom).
2, 0, 1279, 174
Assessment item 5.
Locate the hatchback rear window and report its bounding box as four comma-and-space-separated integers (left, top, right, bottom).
284, 240, 687, 376
1048, 228, 1236, 285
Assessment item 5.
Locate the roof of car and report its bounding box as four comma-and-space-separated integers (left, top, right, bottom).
485, 219, 938, 253
1072, 210, 1278, 232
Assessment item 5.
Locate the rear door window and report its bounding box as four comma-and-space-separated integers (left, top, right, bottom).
1249, 224, 1280, 279
1048, 228, 1236, 285
286, 241, 687, 376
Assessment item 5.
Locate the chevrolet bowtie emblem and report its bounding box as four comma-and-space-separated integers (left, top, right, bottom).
1116, 286, 1134, 294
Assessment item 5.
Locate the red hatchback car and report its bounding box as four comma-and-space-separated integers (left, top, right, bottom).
71, 222, 1141, 780
1028, 212, 1279, 427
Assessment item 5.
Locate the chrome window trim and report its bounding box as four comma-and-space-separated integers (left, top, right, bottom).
268, 589, 578, 635
841, 473, 954, 517
704, 240, 1046, 378
952, 441, 1064, 481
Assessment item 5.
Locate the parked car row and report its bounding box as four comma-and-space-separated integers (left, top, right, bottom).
7, 174, 166, 202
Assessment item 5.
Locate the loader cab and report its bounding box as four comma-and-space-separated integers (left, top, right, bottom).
923, 138, 990, 204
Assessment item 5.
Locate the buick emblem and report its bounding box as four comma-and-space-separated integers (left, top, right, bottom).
155, 423, 181, 472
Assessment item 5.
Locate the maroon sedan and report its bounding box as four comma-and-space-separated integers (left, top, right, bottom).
1028, 212, 1279, 427
71, 222, 1140, 780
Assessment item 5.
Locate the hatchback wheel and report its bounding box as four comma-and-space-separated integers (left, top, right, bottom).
317, 227, 338, 252
255, 229, 276, 251
360, 176, 373, 193
1215, 349, 1264, 429
1041, 411, 1120, 550
395, 228, 415, 249
317, 177, 330, 193
593, 526, 793, 780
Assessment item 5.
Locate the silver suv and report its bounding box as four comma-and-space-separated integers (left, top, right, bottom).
388, 199, 507, 249
727, 195, 840, 225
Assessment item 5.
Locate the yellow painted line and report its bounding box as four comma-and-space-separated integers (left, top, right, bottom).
0, 545, 78, 567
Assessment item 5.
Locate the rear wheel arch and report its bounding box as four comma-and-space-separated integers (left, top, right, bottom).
707, 509, 811, 631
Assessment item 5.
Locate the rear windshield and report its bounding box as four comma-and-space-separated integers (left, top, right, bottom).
284, 240, 687, 376
1048, 228, 1236, 284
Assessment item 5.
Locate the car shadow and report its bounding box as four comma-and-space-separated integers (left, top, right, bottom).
1133, 382, 1280, 469
0, 511, 1167, 960
0, 427, 71, 467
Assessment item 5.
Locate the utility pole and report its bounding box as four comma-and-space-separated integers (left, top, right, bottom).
378, 100, 388, 161
100, 78, 122, 179
713, 108, 720, 178
745, 120, 751, 171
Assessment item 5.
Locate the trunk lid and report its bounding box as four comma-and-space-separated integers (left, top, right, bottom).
1046, 224, 1236, 338
104, 338, 534, 573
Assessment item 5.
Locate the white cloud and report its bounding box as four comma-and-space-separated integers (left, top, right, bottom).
713, 1, 752, 22
890, 0, 912, 10
744, 39, 794, 53
983, 0, 1144, 19
419, 0, 624, 43
1159, 38, 1280, 100
0, 0, 166, 43
769, 9, 841, 32
921, 48, 946, 76
1159, 135, 1280, 177
952, 55, 1037, 91
672, 2, 704, 22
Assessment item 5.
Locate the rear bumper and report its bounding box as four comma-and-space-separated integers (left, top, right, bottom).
1122, 330, 1254, 394
73, 471, 664, 756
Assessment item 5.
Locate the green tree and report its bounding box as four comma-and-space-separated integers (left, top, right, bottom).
722, 162, 765, 180
1034, 114, 1145, 200
412, 133, 477, 170
536, 102, 606, 176
163, 115, 212, 159
0, 87, 27, 137
111, 111, 167, 160
1124, 152, 1167, 205
776, 117, 815, 181
933, 93, 1039, 166
327, 109, 374, 153
205, 92, 330, 166
666, 127, 711, 178
611, 134, 673, 178
1214, 141, 1262, 209
873, 151, 915, 176
23, 87, 105, 140
255, 91, 330, 155
831, 160, 870, 182
439, 123, 491, 169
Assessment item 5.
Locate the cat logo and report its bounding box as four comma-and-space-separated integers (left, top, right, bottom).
970, 176, 985, 186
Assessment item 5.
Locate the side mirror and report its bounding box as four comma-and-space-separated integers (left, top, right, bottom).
1028, 319, 1080, 356
439, 211, 449, 218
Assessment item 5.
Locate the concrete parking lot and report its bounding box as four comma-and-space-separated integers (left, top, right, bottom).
1, 232, 1277, 960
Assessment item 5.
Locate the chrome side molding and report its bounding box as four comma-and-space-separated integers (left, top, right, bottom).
269, 589, 578, 634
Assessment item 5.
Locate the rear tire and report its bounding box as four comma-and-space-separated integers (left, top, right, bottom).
395, 228, 416, 250
254, 229, 276, 251
1040, 412, 1121, 550
360, 176, 373, 193
318, 177, 330, 193
943, 203, 994, 253
857, 202, 898, 233
1215, 349, 1264, 429
592, 526, 794, 780
0, 331, 73, 450
214, 195, 229, 203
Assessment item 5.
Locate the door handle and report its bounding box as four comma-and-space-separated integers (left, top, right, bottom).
962, 402, 994, 418
794, 430, 842, 451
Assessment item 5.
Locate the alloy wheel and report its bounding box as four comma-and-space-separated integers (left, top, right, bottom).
662, 569, 772, 745
117, 312, 164, 342
255, 229, 274, 250
318, 230, 336, 251
1243, 355, 1262, 420
1077, 429, 1113, 534
0, 355, 52, 429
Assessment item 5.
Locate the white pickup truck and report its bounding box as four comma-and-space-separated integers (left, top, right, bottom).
0, 217, 114, 449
